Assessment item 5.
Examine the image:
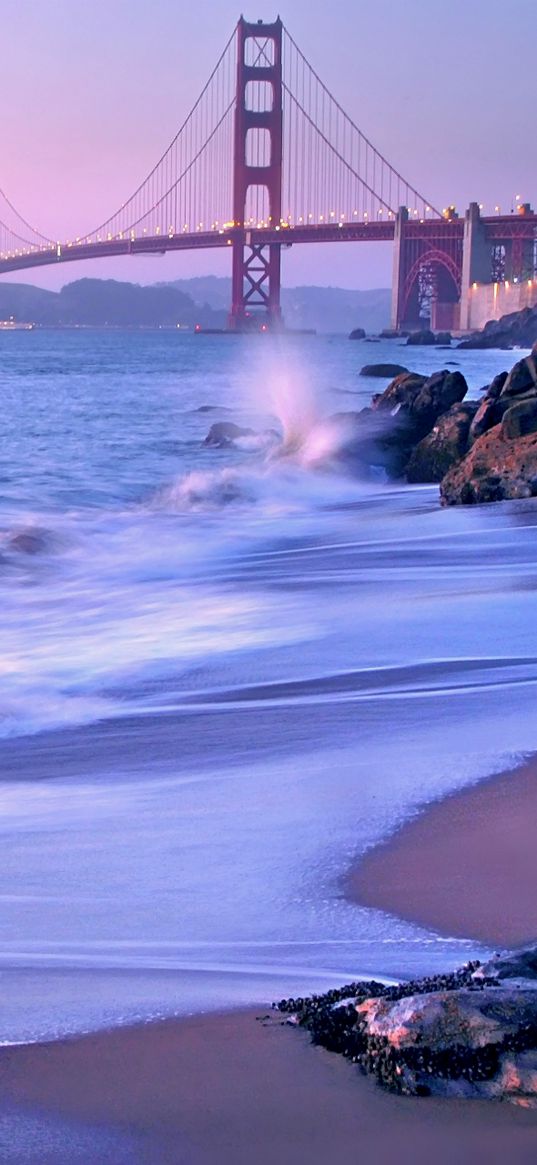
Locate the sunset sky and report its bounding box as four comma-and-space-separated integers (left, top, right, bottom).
3, 0, 534, 290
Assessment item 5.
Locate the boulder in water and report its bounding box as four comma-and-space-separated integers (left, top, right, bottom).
349, 327, 366, 340
406, 329, 452, 346
203, 421, 255, 448
360, 363, 409, 378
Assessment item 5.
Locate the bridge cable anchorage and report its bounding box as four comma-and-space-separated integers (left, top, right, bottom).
281, 23, 441, 223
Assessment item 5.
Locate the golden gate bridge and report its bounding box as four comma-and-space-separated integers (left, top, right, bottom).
0, 17, 535, 331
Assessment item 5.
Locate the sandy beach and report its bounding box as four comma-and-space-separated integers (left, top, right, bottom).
3, 1007, 537, 1165
3, 757, 537, 1163
347, 755, 537, 948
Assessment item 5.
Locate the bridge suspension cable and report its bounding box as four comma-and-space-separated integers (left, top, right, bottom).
0, 186, 55, 261
80, 30, 237, 244
281, 25, 440, 224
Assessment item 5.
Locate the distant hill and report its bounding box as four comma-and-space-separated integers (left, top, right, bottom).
0, 275, 391, 332
0, 278, 227, 329
161, 278, 392, 334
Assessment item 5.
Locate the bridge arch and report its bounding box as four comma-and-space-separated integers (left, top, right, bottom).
401, 248, 461, 327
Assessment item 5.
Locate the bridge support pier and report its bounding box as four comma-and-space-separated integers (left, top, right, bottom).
229, 17, 284, 330
390, 207, 409, 331
459, 203, 491, 330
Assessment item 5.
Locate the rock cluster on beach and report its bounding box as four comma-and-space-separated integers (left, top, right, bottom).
275, 945, 537, 1104
201, 344, 537, 507
458, 305, 537, 350
440, 350, 537, 503
356, 347, 537, 504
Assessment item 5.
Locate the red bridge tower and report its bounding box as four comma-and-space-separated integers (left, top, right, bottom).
230, 17, 283, 330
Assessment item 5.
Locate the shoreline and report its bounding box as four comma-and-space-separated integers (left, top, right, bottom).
3, 759, 537, 1159
345, 755, 537, 949
2, 1008, 537, 1164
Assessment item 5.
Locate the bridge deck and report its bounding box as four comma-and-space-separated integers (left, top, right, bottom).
0, 216, 533, 279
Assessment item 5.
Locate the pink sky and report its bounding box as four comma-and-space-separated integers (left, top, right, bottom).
2, 0, 534, 290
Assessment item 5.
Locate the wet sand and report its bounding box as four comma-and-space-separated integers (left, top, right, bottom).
347, 756, 537, 948
2, 1008, 537, 1164
4, 758, 537, 1163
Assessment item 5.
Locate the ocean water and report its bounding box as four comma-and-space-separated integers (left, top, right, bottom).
1, 327, 536, 1044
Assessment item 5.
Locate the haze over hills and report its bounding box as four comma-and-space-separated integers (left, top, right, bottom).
165, 277, 392, 334
0, 277, 391, 333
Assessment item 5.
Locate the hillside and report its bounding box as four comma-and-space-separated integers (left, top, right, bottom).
0, 276, 391, 333
0, 279, 227, 329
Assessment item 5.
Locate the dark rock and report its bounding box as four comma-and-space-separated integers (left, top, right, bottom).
406, 329, 436, 346
323, 409, 407, 478
406, 329, 452, 346
499, 355, 537, 399
473, 945, 537, 983
8, 529, 52, 555
194, 404, 233, 413
370, 371, 427, 411
203, 421, 255, 447
366, 368, 468, 477
406, 402, 478, 483
372, 369, 468, 434
468, 397, 503, 445
440, 425, 537, 505
360, 363, 409, 378
486, 371, 509, 400
502, 399, 537, 440
349, 327, 366, 340
467, 373, 510, 446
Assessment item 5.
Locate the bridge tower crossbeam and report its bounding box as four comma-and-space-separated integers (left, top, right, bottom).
230, 17, 283, 330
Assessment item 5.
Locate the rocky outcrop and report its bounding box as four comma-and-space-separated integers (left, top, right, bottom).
406, 402, 478, 483
360, 363, 409, 378
440, 354, 537, 504
371, 369, 469, 476
276, 945, 537, 1105
474, 944, 537, 983
349, 327, 366, 340
372, 369, 467, 429
440, 426, 537, 504
458, 305, 537, 350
